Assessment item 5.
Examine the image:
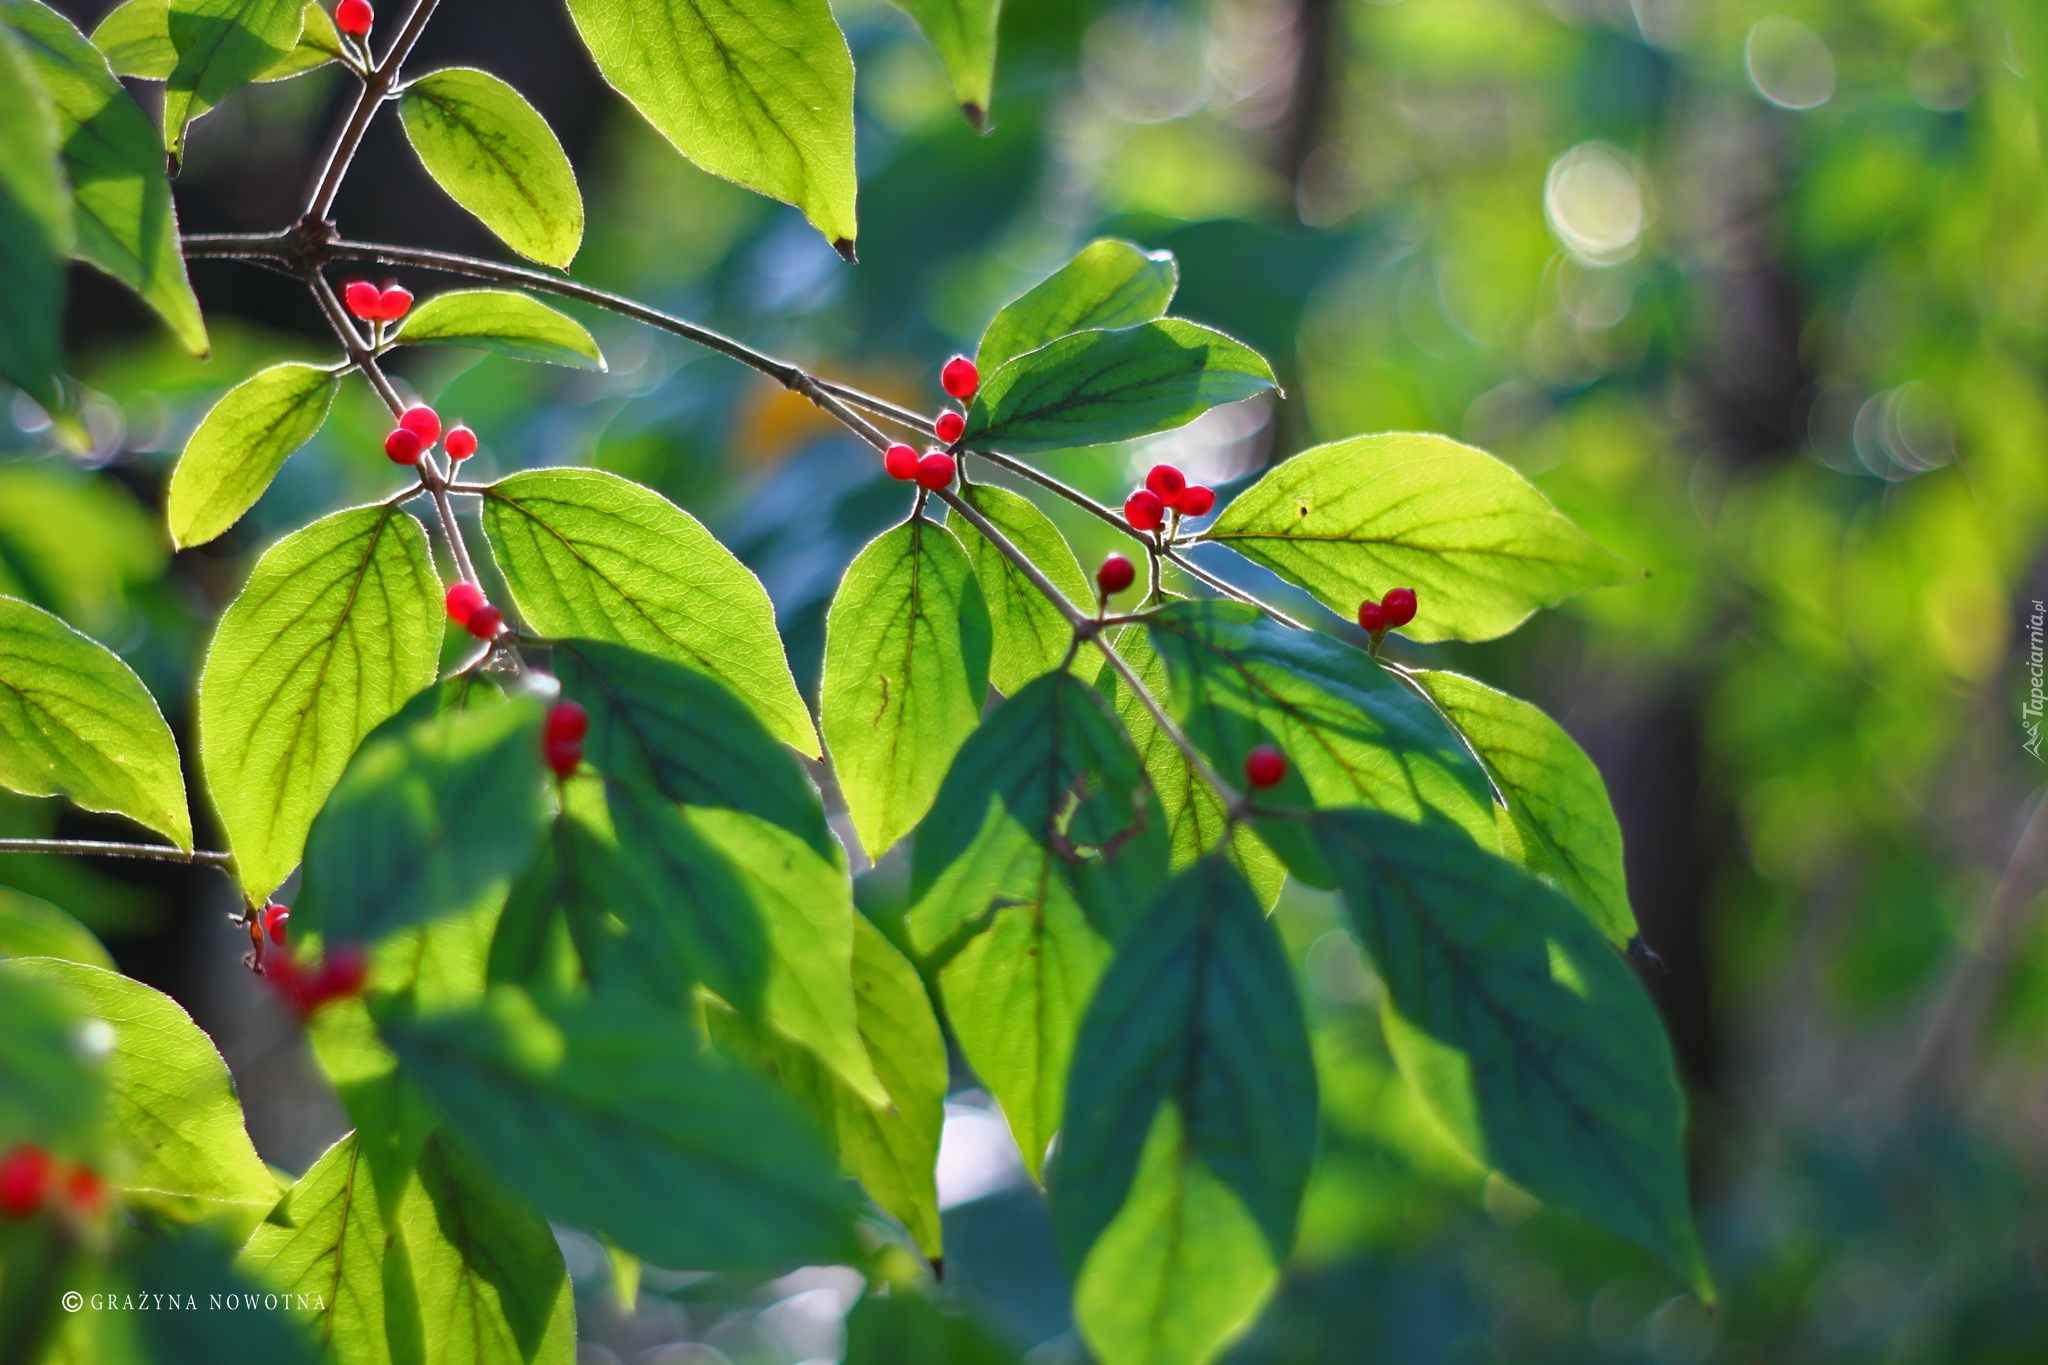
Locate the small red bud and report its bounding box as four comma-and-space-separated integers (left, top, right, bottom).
1177, 485, 1215, 517
1357, 599, 1386, 633
0, 1147, 53, 1218
343, 279, 381, 320
444, 424, 477, 459
1145, 464, 1186, 505
546, 700, 589, 743
934, 410, 965, 444
1382, 587, 1417, 628
262, 903, 290, 947
1244, 745, 1286, 789
940, 356, 979, 401
1124, 488, 1165, 532
915, 451, 956, 490
445, 581, 484, 625
384, 427, 425, 464
544, 735, 583, 778
62, 1165, 108, 1218
398, 405, 440, 443
465, 604, 503, 640
884, 443, 919, 481
335, 0, 372, 35
377, 285, 413, 321
1097, 553, 1135, 596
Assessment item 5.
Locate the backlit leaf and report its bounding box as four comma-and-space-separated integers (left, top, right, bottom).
162, 0, 304, 160
391, 288, 604, 370
167, 362, 339, 548
0, 22, 69, 411
93, 0, 333, 80
956, 482, 1098, 696
977, 239, 1177, 377
0, 959, 100, 1157
398, 69, 584, 269
885, 0, 1000, 130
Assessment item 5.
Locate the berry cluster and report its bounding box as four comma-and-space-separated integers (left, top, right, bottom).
0, 1145, 107, 1221
544, 700, 587, 778
445, 582, 504, 641
1123, 463, 1215, 534
382, 402, 478, 468
884, 356, 980, 489
344, 279, 412, 324
335, 0, 371, 36
1356, 587, 1418, 639
264, 946, 370, 1016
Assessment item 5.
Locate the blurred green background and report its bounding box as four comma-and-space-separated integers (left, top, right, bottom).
9, 0, 2048, 1359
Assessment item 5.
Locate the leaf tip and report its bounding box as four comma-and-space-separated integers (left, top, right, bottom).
960, 102, 989, 134
831, 237, 859, 264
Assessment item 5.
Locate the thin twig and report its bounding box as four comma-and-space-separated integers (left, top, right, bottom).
815, 381, 937, 436
302, 0, 445, 220
0, 838, 233, 866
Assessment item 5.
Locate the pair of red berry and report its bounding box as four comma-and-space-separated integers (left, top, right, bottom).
934, 355, 977, 442
336, 0, 371, 35
884, 443, 956, 489
385, 404, 478, 466
1357, 588, 1417, 634
1124, 464, 1215, 534
445, 582, 504, 641
264, 947, 369, 1016
0, 1145, 107, 1221
543, 701, 587, 778
344, 279, 411, 323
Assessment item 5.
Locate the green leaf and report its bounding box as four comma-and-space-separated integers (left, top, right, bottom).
562, 0, 856, 253
199, 503, 442, 901
1312, 808, 1711, 1297
0, 22, 69, 412
0, 886, 112, 968
381, 985, 861, 1271
262, 0, 335, 76
166, 362, 339, 548
481, 467, 817, 756
884, 0, 1000, 130
93, 0, 332, 80
553, 637, 833, 861
0, 959, 100, 1157
239, 1132, 410, 1365
125, 1222, 320, 1365
719, 916, 947, 1257
961, 320, 1275, 455
2, 0, 207, 357
13, 958, 278, 1232
1099, 625, 1283, 907
1142, 600, 1495, 884
956, 482, 1098, 696
976, 239, 1177, 377
0, 594, 191, 848
296, 699, 550, 946
843, 1291, 1018, 1365
1052, 858, 1316, 1288
391, 288, 604, 370
908, 673, 1164, 1177
821, 517, 990, 859
1201, 433, 1639, 643
397, 69, 584, 269
399, 1130, 576, 1365
162, 0, 304, 161
1414, 670, 1637, 946
1070, 1104, 1281, 1365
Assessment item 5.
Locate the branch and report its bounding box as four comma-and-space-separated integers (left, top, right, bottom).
0, 838, 232, 867
302, 0, 445, 221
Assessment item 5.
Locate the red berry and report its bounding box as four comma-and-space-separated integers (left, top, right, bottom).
343, 279, 381, 320
62, 1165, 108, 1218
398, 405, 440, 443
384, 427, 424, 464
377, 285, 413, 321
444, 424, 477, 459
465, 604, 503, 640
915, 451, 956, 490
1177, 485, 1215, 517
1382, 587, 1417, 628
264, 952, 306, 1007
546, 700, 589, 743
335, 0, 371, 35
310, 947, 369, 1004
1244, 745, 1286, 789
263, 903, 290, 947
0, 1147, 53, 1218
1357, 599, 1386, 632
544, 735, 583, 778
1124, 488, 1165, 532
934, 410, 965, 444
445, 581, 484, 625
1145, 464, 1186, 505
1097, 553, 1135, 596
940, 356, 979, 400
884, 443, 919, 481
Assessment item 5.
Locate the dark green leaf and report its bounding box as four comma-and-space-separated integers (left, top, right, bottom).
125, 1222, 319, 1365
1313, 808, 1711, 1297
381, 985, 861, 1271
562, 0, 856, 252
961, 320, 1275, 454
391, 288, 604, 370
0, 594, 191, 848
0, 23, 68, 412
820, 517, 991, 858
0, 886, 112, 968
295, 698, 550, 946
481, 467, 817, 756
956, 482, 1098, 695
1201, 433, 1638, 643
199, 504, 445, 900
884, 0, 1000, 130
1415, 669, 1636, 945
0, 959, 100, 1157
398, 69, 583, 269
843, 1291, 1018, 1365
976, 239, 1177, 376
2, 0, 207, 356
166, 362, 339, 548
162, 0, 304, 160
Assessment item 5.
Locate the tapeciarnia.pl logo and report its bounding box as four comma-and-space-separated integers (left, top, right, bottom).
2025, 600, 2045, 761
